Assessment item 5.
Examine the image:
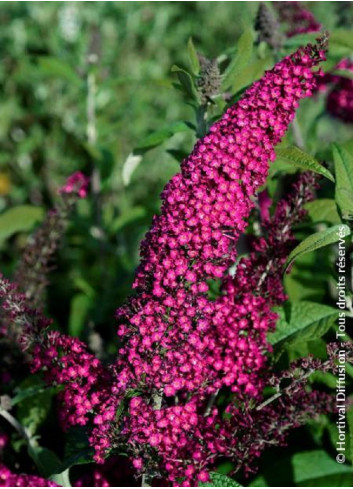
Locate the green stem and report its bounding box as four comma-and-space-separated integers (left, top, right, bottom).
292, 117, 305, 149
196, 104, 208, 138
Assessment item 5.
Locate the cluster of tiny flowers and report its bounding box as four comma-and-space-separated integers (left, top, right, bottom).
223, 386, 333, 477
116, 43, 325, 396
15, 172, 88, 311
326, 59, 353, 122
58, 171, 89, 198
125, 397, 228, 485
0, 465, 59, 487
275, 1, 322, 37
274, 1, 353, 123
0, 272, 114, 438
103, 43, 326, 484
209, 172, 319, 429
31, 330, 113, 431
227, 171, 319, 307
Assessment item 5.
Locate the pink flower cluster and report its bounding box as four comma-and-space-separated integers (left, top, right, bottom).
275, 1, 322, 37
106, 42, 325, 484
31, 331, 112, 430
58, 171, 89, 198
275, 2, 353, 123
116, 42, 325, 395
326, 59, 353, 122
0, 465, 59, 487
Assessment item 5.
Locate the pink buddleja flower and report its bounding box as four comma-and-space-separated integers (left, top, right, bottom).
97, 41, 326, 484
115, 41, 325, 397
214, 172, 319, 397
59, 171, 89, 198
31, 331, 113, 430
275, 1, 322, 37
0, 274, 114, 435
0, 464, 60, 487
326, 58, 353, 122
274, 1, 353, 122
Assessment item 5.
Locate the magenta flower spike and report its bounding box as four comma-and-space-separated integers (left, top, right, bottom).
115, 41, 326, 399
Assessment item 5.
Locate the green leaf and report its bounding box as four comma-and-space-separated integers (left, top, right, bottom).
135, 121, 189, 151
275, 146, 335, 182
305, 199, 342, 225
333, 143, 353, 220
171, 65, 199, 101
28, 442, 71, 485
199, 472, 242, 487
250, 450, 353, 486
222, 28, 254, 91
50, 469, 71, 487
268, 301, 338, 352
68, 293, 91, 338
0, 205, 44, 244
188, 37, 200, 75
28, 445, 62, 479
284, 224, 350, 271
231, 55, 272, 95
37, 57, 82, 86
122, 121, 190, 185
112, 206, 147, 233
12, 381, 47, 407
58, 426, 94, 472
330, 29, 353, 51
284, 32, 320, 49
17, 391, 53, 437
58, 450, 94, 473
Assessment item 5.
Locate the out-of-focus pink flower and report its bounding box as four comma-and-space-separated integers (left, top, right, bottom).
59, 172, 89, 198
326, 59, 353, 122
275, 1, 322, 37
0, 465, 60, 487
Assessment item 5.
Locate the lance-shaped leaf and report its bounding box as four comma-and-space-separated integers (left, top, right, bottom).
333, 142, 353, 220
284, 224, 350, 271
250, 450, 353, 486
305, 199, 341, 225
332, 68, 353, 81
0, 205, 44, 245
135, 121, 190, 151
268, 301, 338, 352
199, 472, 242, 487
171, 65, 200, 101
188, 37, 200, 75
222, 27, 254, 91
330, 29, 353, 51
276, 146, 335, 182
122, 121, 190, 186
